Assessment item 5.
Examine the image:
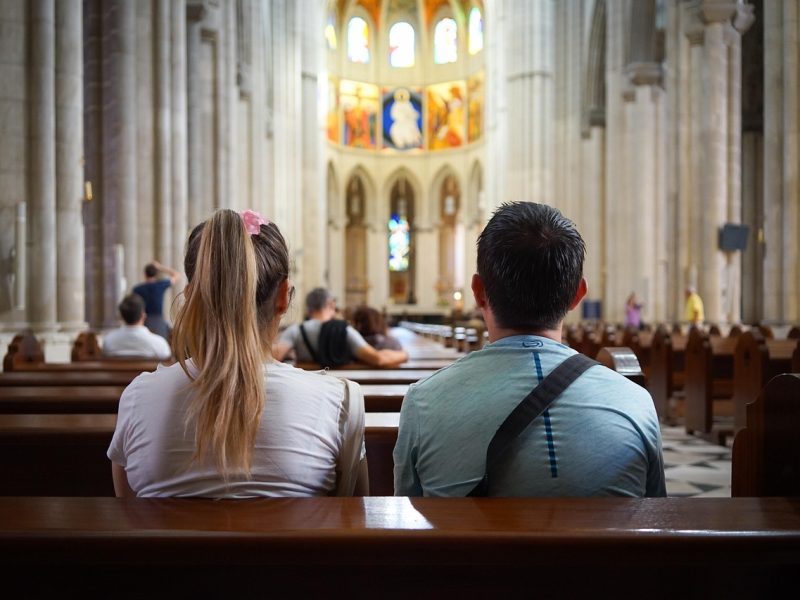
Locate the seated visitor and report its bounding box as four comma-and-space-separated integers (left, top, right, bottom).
108, 209, 368, 498
393, 202, 666, 498
273, 287, 408, 368
102, 294, 172, 360
351, 305, 403, 351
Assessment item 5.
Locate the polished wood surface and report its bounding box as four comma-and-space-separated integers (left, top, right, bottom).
325, 369, 435, 385
0, 385, 125, 413
684, 329, 735, 443
0, 370, 142, 386
0, 497, 798, 595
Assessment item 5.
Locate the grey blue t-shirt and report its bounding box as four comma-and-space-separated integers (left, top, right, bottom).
393, 334, 666, 497
278, 319, 369, 363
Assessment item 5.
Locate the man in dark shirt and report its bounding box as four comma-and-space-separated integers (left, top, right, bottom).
132, 260, 180, 340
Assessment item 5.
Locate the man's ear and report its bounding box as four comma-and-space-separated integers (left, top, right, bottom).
275, 279, 291, 316
568, 277, 588, 311
471, 273, 487, 309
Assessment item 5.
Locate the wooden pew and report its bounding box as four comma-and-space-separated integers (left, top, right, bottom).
0, 412, 401, 497
324, 369, 435, 385
0, 384, 408, 414
295, 358, 453, 370
0, 371, 143, 387
0, 496, 798, 596
732, 332, 797, 432
648, 325, 687, 422
595, 347, 646, 387
732, 373, 800, 497
684, 327, 736, 444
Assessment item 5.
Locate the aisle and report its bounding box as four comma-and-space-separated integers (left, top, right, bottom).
662, 425, 732, 497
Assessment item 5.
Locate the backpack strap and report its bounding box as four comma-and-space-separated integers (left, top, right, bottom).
467, 352, 599, 497
299, 324, 321, 365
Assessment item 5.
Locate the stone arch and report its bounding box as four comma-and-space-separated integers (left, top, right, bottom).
428, 164, 462, 226
342, 165, 378, 226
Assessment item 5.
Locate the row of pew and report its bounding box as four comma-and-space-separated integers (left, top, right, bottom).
0, 324, 798, 594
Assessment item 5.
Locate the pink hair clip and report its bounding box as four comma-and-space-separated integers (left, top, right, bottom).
240, 209, 269, 235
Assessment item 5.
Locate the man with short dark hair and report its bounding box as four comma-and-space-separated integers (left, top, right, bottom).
132, 260, 180, 340
103, 294, 172, 359
273, 287, 408, 368
393, 202, 666, 497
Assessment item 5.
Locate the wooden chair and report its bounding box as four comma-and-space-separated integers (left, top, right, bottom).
71, 331, 102, 361
2, 331, 44, 371
732, 373, 800, 497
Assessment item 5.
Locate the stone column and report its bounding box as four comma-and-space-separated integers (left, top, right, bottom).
155, 0, 173, 266
28, 0, 58, 332
781, 1, 799, 320
55, 0, 86, 332
505, 0, 554, 204
171, 0, 188, 284
186, 3, 206, 228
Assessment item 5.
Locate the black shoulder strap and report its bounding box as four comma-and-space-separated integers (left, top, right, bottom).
299, 324, 320, 364
467, 353, 599, 497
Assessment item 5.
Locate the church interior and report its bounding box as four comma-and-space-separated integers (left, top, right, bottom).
0, 0, 798, 591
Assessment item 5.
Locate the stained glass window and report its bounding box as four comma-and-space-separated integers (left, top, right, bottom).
468, 8, 483, 55
434, 18, 458, 64
389, 22, 415, 68
347, 17, 370, 64
325, 12, 337, 50
388, 213, 410, 272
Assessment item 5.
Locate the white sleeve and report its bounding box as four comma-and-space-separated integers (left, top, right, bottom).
334, 378, 366, 496
107, 382, 138, 466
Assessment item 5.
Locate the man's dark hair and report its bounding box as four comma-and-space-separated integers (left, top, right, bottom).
305, 287, 334, 314
477, 202, 585, 331
144, 263, 158, 278
119, 294, 146, 325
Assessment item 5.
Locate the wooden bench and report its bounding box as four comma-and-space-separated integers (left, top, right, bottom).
732, 373, 800, 497
732, 332, 798, 433
0, 371, 144, 387
0, 496, 798, 595
0, 412, 401, 497
295, 358, 454, 370
684, 328, 736, 444
648, 325, 687, 422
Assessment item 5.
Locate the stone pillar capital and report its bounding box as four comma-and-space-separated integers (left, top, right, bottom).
625, 61, 663, 87
699, 1, 738, 24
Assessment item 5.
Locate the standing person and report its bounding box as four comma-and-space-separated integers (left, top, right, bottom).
102, 294, 172, 360
273, 288, 408, 368
132, 260, 181, 340
352, 306, 403, 351
624, 292, 644, 329
108, 209, 368, 497
393, 202, 665, 497
684, 286, 705, 326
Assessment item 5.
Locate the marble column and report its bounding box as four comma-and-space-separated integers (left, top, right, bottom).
505, 0, 554, 204
171, 0, 188, 284
155, 0, 173, 267
28, 0, 58, 332
55, 0, 86, 332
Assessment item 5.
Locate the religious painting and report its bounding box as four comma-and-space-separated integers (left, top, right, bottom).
382, 87, 423, 151
467, 70, 484, 143
327, 77, 339, 144
427, 80, 466, 150
340, 79, 379, 149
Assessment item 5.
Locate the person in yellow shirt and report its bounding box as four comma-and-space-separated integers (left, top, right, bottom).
684, 286, 704, 325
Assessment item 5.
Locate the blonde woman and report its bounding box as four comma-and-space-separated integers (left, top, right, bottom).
108, 209, 368, 497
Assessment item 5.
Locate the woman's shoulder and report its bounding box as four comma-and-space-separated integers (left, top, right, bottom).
268, 361, 354, 397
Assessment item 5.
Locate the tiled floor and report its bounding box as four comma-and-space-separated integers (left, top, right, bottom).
662, 425, 732, 497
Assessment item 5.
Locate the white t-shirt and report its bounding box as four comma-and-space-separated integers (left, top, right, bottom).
108, 361, 366, 497
102, 325, 172, 360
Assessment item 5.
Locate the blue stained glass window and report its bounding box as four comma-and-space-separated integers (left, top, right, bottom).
468, 8, 483, 55
388, 214, 410, 272
434, 17, 458, 64
348, 17, 370, 63
389, 22, 415, 67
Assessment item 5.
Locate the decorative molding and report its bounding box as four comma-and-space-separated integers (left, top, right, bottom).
186, 3, 207, 23
625, 61, 663, 87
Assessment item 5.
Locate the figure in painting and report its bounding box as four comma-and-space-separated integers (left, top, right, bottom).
389, 88, 422, 149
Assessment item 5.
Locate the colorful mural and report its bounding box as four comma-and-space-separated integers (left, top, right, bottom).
467, 71, 484, 143
327, 77, 339, 144
382, 87, 423, 150
427, 81, 465, 150
340, 80, 379, 149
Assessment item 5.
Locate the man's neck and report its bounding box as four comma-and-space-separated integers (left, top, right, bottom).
487, 325, 563, 344
308, 310, 333, 322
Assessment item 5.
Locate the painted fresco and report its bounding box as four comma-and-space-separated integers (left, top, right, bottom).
340, 80, 379, 149
427, 80, 466, 150
382, 87, 423, 150
327, 77, 339, 143
467, 71, 484, 143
